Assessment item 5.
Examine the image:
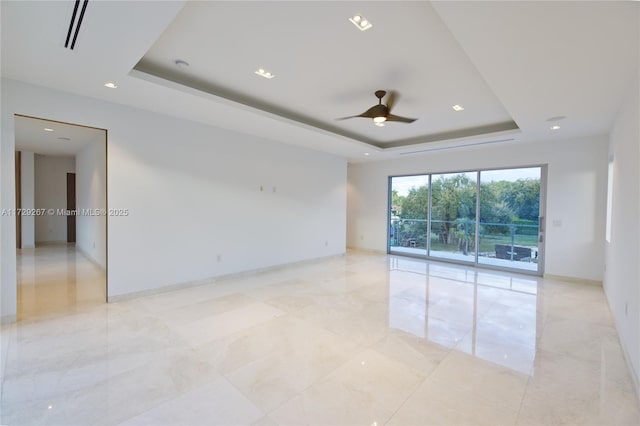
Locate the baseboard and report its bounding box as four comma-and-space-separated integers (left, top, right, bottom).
75, 245, 106, 272
602, 281, 640, 400
543, 273, 603, 286
1, 314, 17, 325
35, 240, 70, 246
622, 339, 640, 401
219, 253, 346, 279
605, 298, 640, 400
108, 276, 215, 303
108, 252, 346, 303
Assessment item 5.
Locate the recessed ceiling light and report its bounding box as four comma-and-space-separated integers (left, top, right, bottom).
550, 125, 561, 130
255, 68, 275, 79
452, 104, 465, 111
349, 14, 372, 31
364, 152, 370, 156
104, 82, 118, 89
44, 128, 54, 132
175, 59, 189, 69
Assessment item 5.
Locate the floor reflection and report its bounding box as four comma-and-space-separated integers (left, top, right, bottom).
3, 251, 638, 425
17, 244, 106, 320
388, 256, 539, 374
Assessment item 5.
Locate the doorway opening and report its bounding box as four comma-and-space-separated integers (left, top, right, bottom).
388, 166, 546, 275
14, 115, 107, 320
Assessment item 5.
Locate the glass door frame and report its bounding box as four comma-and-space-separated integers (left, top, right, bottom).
388, 165, 547, 277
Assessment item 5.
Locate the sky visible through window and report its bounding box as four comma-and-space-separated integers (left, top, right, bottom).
392, 167, 540, 196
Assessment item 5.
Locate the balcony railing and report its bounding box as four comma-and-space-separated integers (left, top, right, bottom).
390, 218, 539, 265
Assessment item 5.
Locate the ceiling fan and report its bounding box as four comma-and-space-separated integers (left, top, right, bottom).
337, 90, 417, 126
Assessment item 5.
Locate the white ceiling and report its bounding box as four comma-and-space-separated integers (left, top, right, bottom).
136, 1, 517, 147
1, 1, 638, 162
15, 115, 105, 156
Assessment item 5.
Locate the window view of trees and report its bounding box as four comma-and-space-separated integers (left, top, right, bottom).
430, 172, 477, 256
390, 176, 428, 253
478, 169, 540, 267
390, 168, 541, 270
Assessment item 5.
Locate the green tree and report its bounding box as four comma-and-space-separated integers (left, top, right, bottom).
392, 175, 540, 250
478, 178, 539, 236
503, 179, 540, 221
431, 175, 476, 245
479, 182, 514, 233
400, 186, 428, 220
397, 186, 428, 247
391, 189, 404, 216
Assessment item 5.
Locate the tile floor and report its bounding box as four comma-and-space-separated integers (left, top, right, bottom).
1, 247, 639, 425
15, 244, 106, 320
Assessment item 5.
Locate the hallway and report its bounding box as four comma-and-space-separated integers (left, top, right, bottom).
17, 244, 106, 320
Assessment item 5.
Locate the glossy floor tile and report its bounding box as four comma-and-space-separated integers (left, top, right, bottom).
1, 248, 639, 425
16, 244, 106, 320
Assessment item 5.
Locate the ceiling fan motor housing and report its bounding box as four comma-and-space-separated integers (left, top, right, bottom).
371, 104, 388, 117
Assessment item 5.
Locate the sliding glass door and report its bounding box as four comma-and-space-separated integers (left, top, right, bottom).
429, 172, 477, 264
388, 166, 545, 275
389, 175, 429, 256
478, 168, 541, 272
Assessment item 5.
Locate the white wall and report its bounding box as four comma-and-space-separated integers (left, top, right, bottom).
347, 135, 608, 281
75, 137, 107, 269
34, 154, 75, 243
604, 75, 640, 388
0, 78, 347, 318
20, 151, 35, 248
1, 81, 14, 322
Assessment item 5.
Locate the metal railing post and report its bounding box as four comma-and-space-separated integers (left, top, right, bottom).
510, 225, 516, 261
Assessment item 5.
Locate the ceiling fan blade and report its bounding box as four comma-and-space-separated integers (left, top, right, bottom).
358, 105, 382, 118
386, 90, 398, 112
386, 114, 417, 123
336, 105, 382, 121
336, 113, 374, 121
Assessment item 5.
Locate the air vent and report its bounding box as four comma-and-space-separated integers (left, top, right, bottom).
399, 138, 515, 155
65, 0, 89, 50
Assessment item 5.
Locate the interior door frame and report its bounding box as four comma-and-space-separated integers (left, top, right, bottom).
15, 151, 22, 249
66, 172, 76, 243
14, 114, 109, 302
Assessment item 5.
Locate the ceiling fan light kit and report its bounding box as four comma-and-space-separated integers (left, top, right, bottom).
337, 90, 417, 126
